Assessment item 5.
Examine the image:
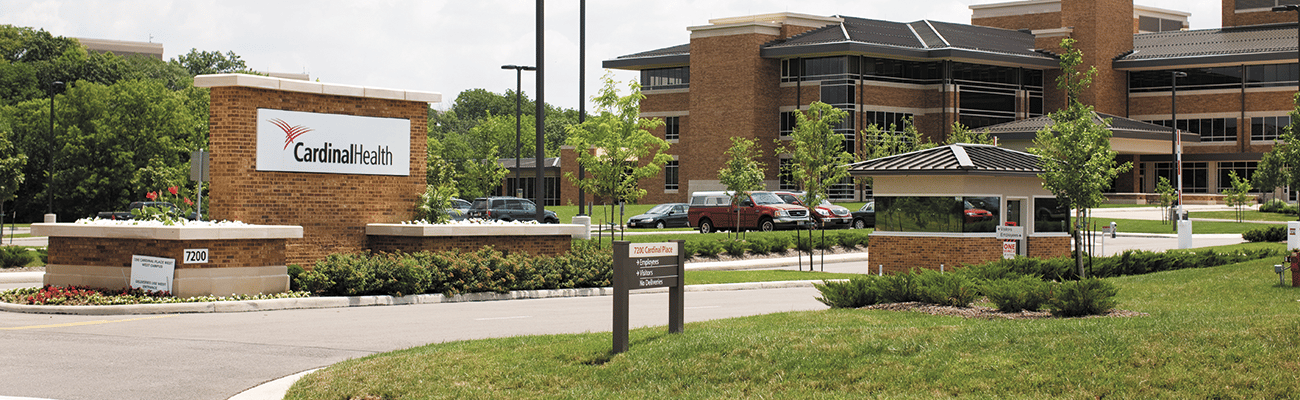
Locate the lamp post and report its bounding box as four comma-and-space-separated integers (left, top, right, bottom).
1171, 71, 1189, 247
501, 65, 536, 199
47, 81, 63, 222
535, 0, 546, 221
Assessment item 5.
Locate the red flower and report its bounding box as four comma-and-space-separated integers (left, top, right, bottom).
146, 191, 158, 201
183, 197, 193, 206
168, 186, 178, 196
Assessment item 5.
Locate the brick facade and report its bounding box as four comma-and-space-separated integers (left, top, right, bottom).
207, 86, 428, 266
43, 235, 291, 297
869, 235, 1071, 273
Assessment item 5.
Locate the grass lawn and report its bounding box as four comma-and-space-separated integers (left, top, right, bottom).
1094, 217, 1267, 234
1190, 210, 1296, 222
285, 248, 1300, 399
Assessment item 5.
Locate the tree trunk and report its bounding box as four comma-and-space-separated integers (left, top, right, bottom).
1075, 207, 1086, 279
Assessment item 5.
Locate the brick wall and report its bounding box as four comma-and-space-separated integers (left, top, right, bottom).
870, 235, 1070, 273
972, 12, 1063, 31
48, 237, 287, 268
1223, 0, 1294, 27
368, 234, 572, 257
208, 86, 428, 266
1063, 0, 1132, 116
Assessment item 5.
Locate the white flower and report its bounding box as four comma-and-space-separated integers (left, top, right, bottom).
73, 217, 249, 227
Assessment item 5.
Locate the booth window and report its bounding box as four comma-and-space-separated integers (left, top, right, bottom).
876, 196, 1000, 233
1034, 197, 1069, 233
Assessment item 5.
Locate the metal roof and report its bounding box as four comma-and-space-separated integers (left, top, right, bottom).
976, 112, 1200, 143
1115, 23, 1299, 69
498, 157, 561, 169
847, 143, 1043, 177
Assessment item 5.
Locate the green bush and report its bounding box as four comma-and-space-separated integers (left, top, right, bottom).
748, 237, 773, 255
287, 264, 305, 291
983, 276, 1053, 312
695, 240, 724, 258
722, 239, 749, 257
1243, 226, 1286, 243
877, 271, 921, 303
814, 277, 881, 308
681, 241, 700, 259
1260, 199, 1293, 214
1050, 278, 1118, 317
0, 247, 34, 268
914, 270, 979, 307
795, 236, 814, 252
768, 235, 793, 253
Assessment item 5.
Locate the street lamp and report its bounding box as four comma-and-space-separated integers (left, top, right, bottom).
47, 80, 63, 222
501, 65, 536, 199
1171, 71, 1189, 247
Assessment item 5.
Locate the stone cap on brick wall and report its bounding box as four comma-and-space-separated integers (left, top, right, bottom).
32, 223, 304, 240
366, 223, 588, 239
193, 73, 442, 104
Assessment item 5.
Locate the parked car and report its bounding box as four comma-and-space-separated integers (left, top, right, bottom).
446, 198, 471, 221
687, 191, 810, 233
963, 201, 994, 223
851, 201, 875, 229
466, 197, 559, 223
627, 203, 690, 229
773, 191, 853, 229
96, 202, 198, 221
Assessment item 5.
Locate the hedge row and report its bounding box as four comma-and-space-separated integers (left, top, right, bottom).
680, 230, 870, 259
958, 247, 1283, 281
1243, 226, 1286, 243
290, 241, 612, 297
815, 269, 1119, 317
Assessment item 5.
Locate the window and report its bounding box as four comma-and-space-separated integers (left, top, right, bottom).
829, 177, 855, 201
1155, 162, 1209, 193
1144, 118, 1237, 142
1033, 197, 1069, 233
1218, 161, 1258, 192
875, 196, 1001, 233
1236, 0, 1300, 11
665, 116, 680, 140
779, 111, 798, 137
1138, 16, 1183, 33
779, 159, 797, 190
641, 67, 689, 90
664, 160, 679, 191
1246, 63, 1299, 88
959, 88, 1017, 129
1252, 116, 1291, 141
1130, 67, 1245, 93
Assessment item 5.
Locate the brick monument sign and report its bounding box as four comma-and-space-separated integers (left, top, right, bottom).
195, 74, 441, 266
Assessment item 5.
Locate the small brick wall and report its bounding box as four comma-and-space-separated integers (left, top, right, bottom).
870, 235, 1070, 273
48, 237, 286, 268
368, 235, 572, 257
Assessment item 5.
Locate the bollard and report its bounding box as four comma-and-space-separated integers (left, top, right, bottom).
1277, 264, 1287, 286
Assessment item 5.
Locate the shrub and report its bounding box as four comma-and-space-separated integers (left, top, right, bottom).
795, 236, 814, 252
287, 264, 305, 291
768, 235, 793, 253
814, 277, 881, 308
1260, 199, 1291, 214
681, 241, 700, 259
0, 247, 34, 268
877, 271, 921, 303
914, 270, 979, 307
1049, 278, 1118, 317
813, 235, 834, 250
722, 239, 749, 257
695, 240, 724, 258
983, 276, 1053, 312
1243, 226, 1286, 243
747, 237, 773, 255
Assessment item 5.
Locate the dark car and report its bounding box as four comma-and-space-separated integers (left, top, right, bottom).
446, 198, 472, 221
466, 197, 559, 223
627, 203, 690, 229
851, 201, 874, 229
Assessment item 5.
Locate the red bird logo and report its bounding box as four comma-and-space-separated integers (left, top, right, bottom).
269, 118, 313, 150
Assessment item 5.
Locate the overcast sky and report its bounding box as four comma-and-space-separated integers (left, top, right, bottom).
2, 0, 1221, 111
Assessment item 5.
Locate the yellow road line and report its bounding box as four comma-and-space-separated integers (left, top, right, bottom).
0, 315, 177, 330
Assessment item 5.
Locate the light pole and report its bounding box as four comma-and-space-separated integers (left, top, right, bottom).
501, 65, 536, 199
535, 0, 546, 221
47, 80, 63, 222
1171, 71, 1189, 247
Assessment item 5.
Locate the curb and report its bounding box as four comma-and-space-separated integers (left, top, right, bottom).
0, 281, 824, 316
0, 271, 42, 284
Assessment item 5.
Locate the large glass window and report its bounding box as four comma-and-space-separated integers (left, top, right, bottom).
664, 160, 679, 191
665, 116, 680, 140
1252, 115, 1291, 141
1155, 162, 1209, 193
1246, 63, 1300, 88
1217, 161, 1258, 192
876, 196, 1000, 233
1033, 197, 1070, 233
1236, 0, 1300, 11
641, 67, 689, 90
781, 56, 940, 84
1144, 118, 1237, 142
779, 159, 797, 190
1130, 67, 1243, 92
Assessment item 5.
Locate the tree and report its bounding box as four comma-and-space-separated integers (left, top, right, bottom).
1260, 93, 1300, 221
1252, 151, 1283, 204
718, 136, 766, 236
945, 121, 995, 145
170, 49, 248, 76
781, 101, 854, 227
0, 128, 26, 228
1028, 38, 1132, 278
564, 73, 671, 226
1155, 176, 1176, 225
1222, 171, 1253, 223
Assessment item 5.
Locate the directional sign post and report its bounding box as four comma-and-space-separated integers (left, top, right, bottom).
613, 240, 685, 354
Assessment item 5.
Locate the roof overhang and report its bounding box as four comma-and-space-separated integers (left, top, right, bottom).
761, 41, 1059, 68
1114, 51, 1298, 70
602, 54, 690, 70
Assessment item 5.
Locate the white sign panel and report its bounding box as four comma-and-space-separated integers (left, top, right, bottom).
256, 109, 410, 176
131, 255, 175, 293
629, 242, 679, 258
183, 248, 209, 264
996, 225, 1024, 240
1002, 241, 1017, 260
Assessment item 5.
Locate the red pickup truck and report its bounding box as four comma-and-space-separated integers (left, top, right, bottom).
687, 191, 811, 233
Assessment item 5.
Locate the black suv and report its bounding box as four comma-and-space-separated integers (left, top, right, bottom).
467, 197, 559, 223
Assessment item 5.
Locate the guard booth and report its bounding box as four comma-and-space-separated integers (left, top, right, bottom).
848, 143, 1071, 273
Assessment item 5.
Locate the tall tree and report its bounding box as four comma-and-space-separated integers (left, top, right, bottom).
0, 128, 26, 228
1260, 93, 1300, 220
564, 73, 671, 221
1252, 151, 1282, 203
170, 48, 248, 76
718, 136, 766, 235
1028, 38, 1132, 277
781, 101, 854, 227
1221, 171, 1253, 223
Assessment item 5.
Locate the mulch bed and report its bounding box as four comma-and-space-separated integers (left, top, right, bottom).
863, 301, 1148, 320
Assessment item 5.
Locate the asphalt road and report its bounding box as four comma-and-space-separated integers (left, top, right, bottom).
0, 286, 824, 400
